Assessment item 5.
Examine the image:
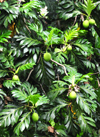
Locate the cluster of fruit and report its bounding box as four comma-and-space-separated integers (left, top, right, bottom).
83, 19, 95, 28
63, 44, 72, 54
43, 45, 72, 62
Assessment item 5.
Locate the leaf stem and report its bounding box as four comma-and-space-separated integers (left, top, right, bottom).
50, 59, 68, 76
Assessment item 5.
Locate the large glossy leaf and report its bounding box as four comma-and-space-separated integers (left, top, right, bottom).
47, 82, 67, 101
0, 89, 6, 100
20, 0, 42, 12
0, 30, 11, 43
44, 103, 67, 121
15, 35, 42, 48
80, 84, 97, 99
0, 69, 9, 78
81, 0, 96, 17
0, 1, 19, 27
0, 104, 23, 127
11, 82, 38, 103
74, 38, 94, 56
36, 95, 49, 106
3, 80, 21, 89
14, 112, 31, 135
78, 113, 96, 132
76, 93, 91, 114
11, 89, 28, 103
34, 58, 55, 84
19, 63, 35, 71
57, 0, 81, 20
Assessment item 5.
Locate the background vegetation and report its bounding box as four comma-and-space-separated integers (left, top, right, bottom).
0, 0, 100, 136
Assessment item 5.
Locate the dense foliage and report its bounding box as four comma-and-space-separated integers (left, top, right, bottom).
0, 0, 100, 136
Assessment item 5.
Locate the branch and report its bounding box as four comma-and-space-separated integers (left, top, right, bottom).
37, 53, 42, 64
91, 72, 99, 75
26, 68, 34, 81
40, 84, 46, 95
50, 59, 68, 76
23, 18, 31, 33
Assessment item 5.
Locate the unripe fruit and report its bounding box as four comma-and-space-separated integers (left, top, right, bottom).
67, 45, 72, 51
32, 112, 39, 122
83, 20, 89, 28
43, 52, 51, 62
68, 91, 76, 100
12, 75, 19, 81
63, 47, 66, 52
63, 50, 68, 54
89, 19, 95, 25
62, 47, 68, 54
